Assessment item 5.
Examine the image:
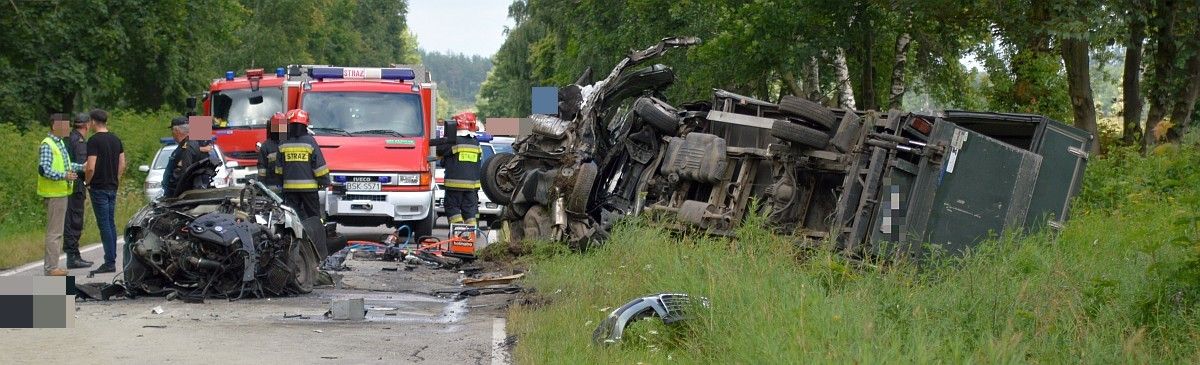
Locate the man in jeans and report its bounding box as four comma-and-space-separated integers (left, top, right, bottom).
84, 109, 124, 273
38, 114, 82, 276
63, 113, 94, 269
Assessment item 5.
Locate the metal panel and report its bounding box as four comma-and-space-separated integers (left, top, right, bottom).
904, 123, 1043, 255
1025, 122, 1091, 230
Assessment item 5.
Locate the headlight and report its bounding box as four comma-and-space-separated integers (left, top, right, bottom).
396, 173, 421, 186
146, 181, 161, 189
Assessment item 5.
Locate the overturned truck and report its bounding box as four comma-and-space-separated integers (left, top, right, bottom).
483, 38, 1092, 257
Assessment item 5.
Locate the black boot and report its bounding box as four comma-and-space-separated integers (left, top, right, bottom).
66, 254, 94, 269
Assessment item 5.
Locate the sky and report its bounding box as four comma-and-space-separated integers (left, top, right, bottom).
407, 0, 514, 57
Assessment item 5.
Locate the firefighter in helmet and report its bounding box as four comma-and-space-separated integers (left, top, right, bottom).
256, 112, 286, 191
434, 112, 482, 226
279, 109, 329, 220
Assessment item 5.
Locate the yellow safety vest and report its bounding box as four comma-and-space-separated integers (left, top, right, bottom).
37, 137, 72, 198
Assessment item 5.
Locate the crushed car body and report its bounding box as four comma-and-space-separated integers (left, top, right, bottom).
483, 37, 1093, 258
119, 182, 323, 300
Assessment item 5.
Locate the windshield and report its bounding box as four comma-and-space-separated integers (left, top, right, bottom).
152, 146, 176, 170
491, 142, 513, 154
302, 92, 425, 136
211, 88, 284, 127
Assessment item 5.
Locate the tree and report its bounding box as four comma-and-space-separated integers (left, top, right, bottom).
1121, 0, 1147, 146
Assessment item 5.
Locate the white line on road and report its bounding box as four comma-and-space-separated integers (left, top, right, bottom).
492, 317, 510, 365
0, 242, 110, 276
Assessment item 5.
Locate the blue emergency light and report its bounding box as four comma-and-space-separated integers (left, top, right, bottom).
333, 176, 347, 183
224, 71, 235, 81
276, 67, 286, 77
159, 137, 176, 145
476, 132, 494, 142
378, 176, 392, 184
308, 67, 416, 81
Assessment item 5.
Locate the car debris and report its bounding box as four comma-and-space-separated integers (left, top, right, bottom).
150, 306, 164, 314
120, 181, 322, 300
592, 293, 710, 345
327, 298, 366, 320
461, 273, 525, 287
487, 37, 1093, 258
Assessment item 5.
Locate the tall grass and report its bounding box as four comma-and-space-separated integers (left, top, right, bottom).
507, 139, 1200, 363
0, 110, 174, 269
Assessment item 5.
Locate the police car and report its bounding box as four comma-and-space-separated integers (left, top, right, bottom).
138, 138, 235, 201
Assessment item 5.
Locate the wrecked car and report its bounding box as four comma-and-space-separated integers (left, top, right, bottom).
483, 37, 1092, 258
120, 181, 323, 300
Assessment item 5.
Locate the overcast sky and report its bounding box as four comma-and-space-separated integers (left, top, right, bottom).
407, 0, 514, 57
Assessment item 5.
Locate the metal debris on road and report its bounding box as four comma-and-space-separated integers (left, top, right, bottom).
150, 306, 164, 314
462, 273, 524, 287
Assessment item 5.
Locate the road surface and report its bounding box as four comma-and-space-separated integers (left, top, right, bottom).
0, 220, 514, 364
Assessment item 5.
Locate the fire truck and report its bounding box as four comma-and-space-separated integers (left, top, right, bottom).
201, 66, 439, 236
200, 68, 290, 185
293, 66, 438, 236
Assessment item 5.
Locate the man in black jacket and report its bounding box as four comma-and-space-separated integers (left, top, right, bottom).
162, 116, 216, 199
279, 109, 329, 220
62, 113, 93, 269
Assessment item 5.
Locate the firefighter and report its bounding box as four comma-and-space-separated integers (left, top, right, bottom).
279, 109, 329, 220
434, 112, 483, 226
256, 112, 286, 191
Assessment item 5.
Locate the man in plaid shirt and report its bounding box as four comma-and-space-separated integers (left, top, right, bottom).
38, 114, 83, 276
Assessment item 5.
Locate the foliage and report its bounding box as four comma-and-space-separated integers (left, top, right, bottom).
509, 140, 1200, 363
420, 50, 493, 111
0, 0, 420, 128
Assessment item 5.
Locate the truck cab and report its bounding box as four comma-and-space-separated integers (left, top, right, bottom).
296, 67, 438, 236
203, 68, 293, 185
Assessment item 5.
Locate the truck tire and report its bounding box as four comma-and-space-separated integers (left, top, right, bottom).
779, 95, 838, 131
633, 96, 682, 136
567, 163, 598, 213
482, 153, 516, 205
771, 120, 830, 149
407, 211, 435, 238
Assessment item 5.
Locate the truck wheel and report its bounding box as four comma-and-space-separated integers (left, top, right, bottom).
771, 120, 830, 149
482, 153, 516, 205
779, 95, 838, 131
567, 163, 598, 213
407, 212, 435, 238
633, 96, 682, 136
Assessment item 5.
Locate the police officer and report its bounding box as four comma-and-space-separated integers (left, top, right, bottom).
256, 112, 286, 191
63, 113, 93, 269
434, 113, 483, 226
162, 116, 216, 199
279, 109, 329, 220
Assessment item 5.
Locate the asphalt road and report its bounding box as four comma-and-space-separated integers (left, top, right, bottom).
0, 219, 514, 364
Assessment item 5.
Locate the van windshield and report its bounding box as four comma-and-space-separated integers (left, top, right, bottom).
211, 88, 284, 127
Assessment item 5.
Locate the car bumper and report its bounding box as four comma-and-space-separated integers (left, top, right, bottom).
434, 189, 502, 217
321, 190, 433, 222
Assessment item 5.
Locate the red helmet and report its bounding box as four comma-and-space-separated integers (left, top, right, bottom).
285, 109, 309, 125
269, 112, 286, 126
453, 112, 478, 132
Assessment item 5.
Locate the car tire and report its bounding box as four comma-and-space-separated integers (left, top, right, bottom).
482, 152, 516, 205
771, 120, 830, 149
779, 95, 838, 131
289, 237, 320, 294
633, 96, 682, 136
567, 162, 598, 213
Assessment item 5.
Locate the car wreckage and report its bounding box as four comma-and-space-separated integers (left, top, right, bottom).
114, 181, 324, 300
482, 37, 1093, 258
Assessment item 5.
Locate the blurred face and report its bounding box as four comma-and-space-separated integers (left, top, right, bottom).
51, 119, 70, 137
171, 127, 187, 142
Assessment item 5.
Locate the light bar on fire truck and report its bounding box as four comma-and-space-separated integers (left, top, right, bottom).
308, 67, 416, 81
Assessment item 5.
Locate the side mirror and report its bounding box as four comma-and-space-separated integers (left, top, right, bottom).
225, 161, 239, 168
138, 165, 150, 172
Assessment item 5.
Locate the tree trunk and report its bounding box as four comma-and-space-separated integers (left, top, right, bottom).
1062, 37, 1101, 155
1122, 14, 1146, 146
1166, 51, 1200, 142
834, 48, 856, 109
1144, 0, 1178, 149
861, 22, 877, 110
805, 56, 822, 102
889, 32, 912, 109
783, 70, 803, 97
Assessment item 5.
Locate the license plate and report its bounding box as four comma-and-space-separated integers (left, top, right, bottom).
345, 181, 381, 191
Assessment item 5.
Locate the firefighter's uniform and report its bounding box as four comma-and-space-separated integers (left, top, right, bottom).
256, 112, 286, 191
279, 110, 329, 220
437, 120, 482, 225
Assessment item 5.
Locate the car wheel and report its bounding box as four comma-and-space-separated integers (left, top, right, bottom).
779, 95, 838, 131
633, 96, 682, 136
771, 120, 830, 149
289, 237, 320, 294
567, 162, 598, 213
482, 152, 516, 205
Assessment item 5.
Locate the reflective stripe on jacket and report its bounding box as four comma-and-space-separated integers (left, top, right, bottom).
437, 136, 481, 191
279, 135, 329, 192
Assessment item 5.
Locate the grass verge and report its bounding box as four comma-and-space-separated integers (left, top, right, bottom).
507, 141, 1200, 363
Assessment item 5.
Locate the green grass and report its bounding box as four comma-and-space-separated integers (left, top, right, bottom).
0, 110, 171, 269
507, 139, 1200, 363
